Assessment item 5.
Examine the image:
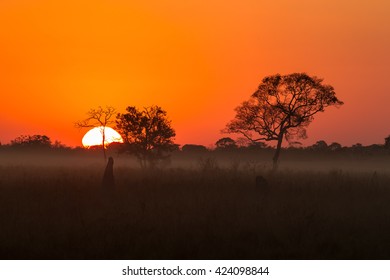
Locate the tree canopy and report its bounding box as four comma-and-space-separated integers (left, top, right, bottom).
10, 134, 52, 148
215, 137, 237, 149
116, 106, 176, 168
225, 73, 343, 170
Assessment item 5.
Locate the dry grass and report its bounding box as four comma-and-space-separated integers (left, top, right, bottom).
1, 153, 390, 259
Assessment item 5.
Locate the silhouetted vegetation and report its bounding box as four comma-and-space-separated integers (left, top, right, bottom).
75, 106, 117, 161
3, 134, 390, 159
2, 132, 390, 259
1, 155, 390, 259
385, 135, 390, 148
225, 73, 343, 170
10, 134, 52, 148
181, 144, 208, 153
3, 88, 390, 260
116, 106, 177, 168
215, 137, 237, 150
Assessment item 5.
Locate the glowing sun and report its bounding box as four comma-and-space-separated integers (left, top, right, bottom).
82, 126, 123, 148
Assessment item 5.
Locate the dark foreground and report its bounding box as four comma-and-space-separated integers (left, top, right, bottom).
1, 165, 390, 259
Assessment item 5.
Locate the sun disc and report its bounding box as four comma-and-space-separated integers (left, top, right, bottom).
82, 126, 123, 148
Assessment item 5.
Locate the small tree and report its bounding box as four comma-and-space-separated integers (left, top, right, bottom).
352, 143, 363, 151
288, 141, 302, 149
75, 106, 116, 161
329, 142, 342, 151
385, 135, 390, 148
182, 144, 208, 153
225, 73, 343, 171
215, 137, 237, 149
310, 140, 328, 151
116, 106, 176, 168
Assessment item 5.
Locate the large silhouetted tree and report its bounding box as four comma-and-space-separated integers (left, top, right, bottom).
116, 106, 176, 168
225, 73, 343, 171
75, 106, 116, 161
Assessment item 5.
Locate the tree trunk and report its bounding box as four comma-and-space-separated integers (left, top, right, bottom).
272, 132, 284, 172
102, 127, 107, 162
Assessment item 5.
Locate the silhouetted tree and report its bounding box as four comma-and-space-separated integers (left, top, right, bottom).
235, 137, 268, 150
225, 73, 343, 170
75, 106, 116, 161
288, 141, 302, 149
385, 135, 390, 148
310, 140, 328, 151
246, 141, 268, 151
10, 135, 52, 148
181, 144, 208, 153
366, 144, 382, 154
116, 106, 176, 168
215, 137, 237, 149
329, 142, 342, 151
352, 143, 363, 152
52, 140, 70, 150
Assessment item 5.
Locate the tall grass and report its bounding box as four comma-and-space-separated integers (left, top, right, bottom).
1, 156, 390, 259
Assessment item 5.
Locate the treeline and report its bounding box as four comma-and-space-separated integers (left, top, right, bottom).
0, 134, 71, 150
182, 138, 390, 158
2, 134, 390, 156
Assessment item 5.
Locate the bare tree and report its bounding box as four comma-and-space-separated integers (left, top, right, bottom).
75, 106, 116, 161
225, 73, 343, 171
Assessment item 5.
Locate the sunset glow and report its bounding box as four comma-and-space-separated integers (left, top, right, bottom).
81, 127, 123, 148
0, 0, 389, 147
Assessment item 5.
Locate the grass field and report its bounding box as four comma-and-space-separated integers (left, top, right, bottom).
1, 151, 390, 259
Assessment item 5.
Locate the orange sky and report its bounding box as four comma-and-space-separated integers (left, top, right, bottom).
1, 0, 389, 147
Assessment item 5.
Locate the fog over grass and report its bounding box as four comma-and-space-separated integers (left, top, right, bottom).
1, 148, 390, 259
